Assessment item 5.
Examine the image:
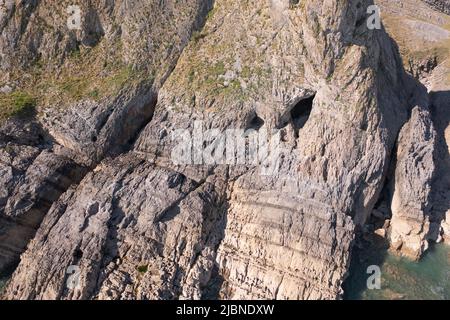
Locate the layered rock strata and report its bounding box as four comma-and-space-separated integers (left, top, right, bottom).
0, 0, 448, 300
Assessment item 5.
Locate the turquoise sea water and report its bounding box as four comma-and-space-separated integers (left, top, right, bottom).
344, 243, 450, 300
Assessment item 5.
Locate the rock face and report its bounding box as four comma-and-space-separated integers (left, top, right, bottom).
0, 119, 87, 273
376, 0, 450, 257
428, 89, 450, 246
0, 0, 449, 300
1, 0, 213, 164
389, 106, 436, 259
3, 154, 227, 300
442, 212, 450, 241
0, 0, 213, 279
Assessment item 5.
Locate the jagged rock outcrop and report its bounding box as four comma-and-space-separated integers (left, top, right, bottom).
428, 89, 450, 245
389, 106, 436, 259
442, 212, 450, 241
0, 0, 213, 278
0, 119, 87, 273
1, 0, 449, 300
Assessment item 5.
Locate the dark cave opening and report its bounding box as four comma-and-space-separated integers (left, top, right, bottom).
291, 94, 315, 133
247, 113, 265, 131
73, 249, 83, 260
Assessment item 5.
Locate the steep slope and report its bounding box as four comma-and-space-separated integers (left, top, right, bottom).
1, 0, 213, 163
372, 0, 450, 259
0, 0, 447, 300
1, 0, 428, 299
0, 0, 213, 275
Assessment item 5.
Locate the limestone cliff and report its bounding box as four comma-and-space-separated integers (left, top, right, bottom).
0, 0, 449, 300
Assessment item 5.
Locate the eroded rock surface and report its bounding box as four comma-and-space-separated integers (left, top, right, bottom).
1, 0, 449, 300
3, 154, 227, 299
389, 106, 436, 259
1, 0, 212, 281
0, 119, 87, 273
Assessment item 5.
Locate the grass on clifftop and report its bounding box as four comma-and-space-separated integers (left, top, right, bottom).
0, 91, 36, 121
54, 64, 137, 103
34, 43, 144, 107
2, 39, 148, 122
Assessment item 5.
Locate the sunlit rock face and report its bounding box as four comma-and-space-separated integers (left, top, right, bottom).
0, 0, 448, 300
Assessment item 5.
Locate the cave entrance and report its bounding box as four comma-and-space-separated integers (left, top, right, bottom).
247, 113, 265, 131
291, 94, 315, 134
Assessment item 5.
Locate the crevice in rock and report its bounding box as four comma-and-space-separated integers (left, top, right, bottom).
198, 195, 229, 300
200, 263, 225, 299
159, 184, 228, 300
341, 92, 440, 297
110, 2, 217, 157
0, 118, 90, 275
0, 260, 16, 293
17, 1, 39, 46
155, 176, 200, 224
0, 0, 224, 298
192, 0, 216, 33
83, 164, 140, 300
0, 158, 89, 275
87, 204, 125, 299
81, 7, 105, 47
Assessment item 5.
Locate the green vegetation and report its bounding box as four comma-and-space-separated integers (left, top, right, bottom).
206, 6, 218, 20
106, 65, 135, 91
191, 30, 207, 44
190, 5, 219, 46
0, 91, 36, 121
1, 38, 149, 122
206, 61, 225, 82
44, 63, 138, 104
136, 265, 148, 274
58, 76, 91, 101
241, 66, 252, 79
171, 49, 275, 109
